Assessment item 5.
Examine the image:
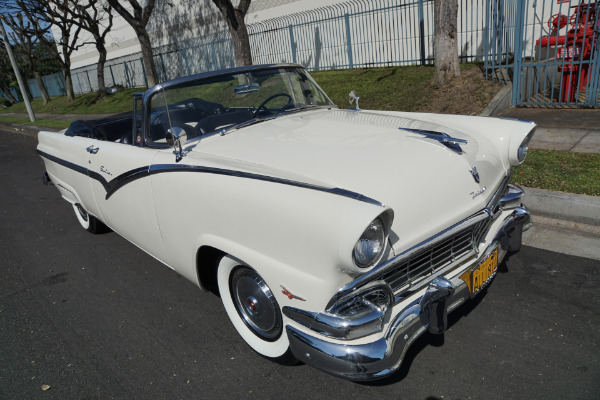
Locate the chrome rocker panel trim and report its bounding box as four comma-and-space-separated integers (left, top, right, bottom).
285, 206, 531, 381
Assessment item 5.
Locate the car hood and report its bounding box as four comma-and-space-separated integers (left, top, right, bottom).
190, 109, 509, 251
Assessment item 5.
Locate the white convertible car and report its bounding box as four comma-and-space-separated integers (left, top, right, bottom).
37, 64, 534, 381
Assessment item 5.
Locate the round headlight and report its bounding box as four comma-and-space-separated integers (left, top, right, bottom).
353, 218, 386, 269
510, 128, 535, 166
517, 141, 529, 163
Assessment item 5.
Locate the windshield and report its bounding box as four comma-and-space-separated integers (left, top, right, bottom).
147, 67, 334, 145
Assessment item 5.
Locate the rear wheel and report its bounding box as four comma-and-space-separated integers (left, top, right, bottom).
217, 255, 295, 361
72, 204, 109, 234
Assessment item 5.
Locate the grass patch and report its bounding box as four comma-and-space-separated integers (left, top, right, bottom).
312, 66, 434, 111
0, 116, 72, 130
512, 150, 600, 196
0, 67, 596, 196
0, 88, 143, 115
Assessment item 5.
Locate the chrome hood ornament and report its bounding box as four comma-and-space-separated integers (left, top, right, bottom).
400, 128, 468, 154
470, 167, 480, 183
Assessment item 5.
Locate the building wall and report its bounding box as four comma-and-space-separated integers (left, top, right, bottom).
56, 0, 351, 70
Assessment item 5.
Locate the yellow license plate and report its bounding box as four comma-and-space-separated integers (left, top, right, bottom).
461, 249, 498, 296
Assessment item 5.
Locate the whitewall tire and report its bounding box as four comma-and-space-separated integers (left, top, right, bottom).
72, 203, 108, 234
217, 255, 292, 359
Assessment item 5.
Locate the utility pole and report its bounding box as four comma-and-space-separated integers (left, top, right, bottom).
0, 15, 35, 122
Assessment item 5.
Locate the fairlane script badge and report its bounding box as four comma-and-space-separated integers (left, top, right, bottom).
100, 166, 113, 176
470, 186, 486, 199
281, 286, 306, 301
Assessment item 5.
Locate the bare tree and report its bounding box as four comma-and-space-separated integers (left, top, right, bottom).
434, 0, 460, 85
4, 13, 51, 104
212, 0, 252, 66
18, 0, 85, 101
0, 41, 19, 104
68, 0, 113, 100
106, 0, 158, 87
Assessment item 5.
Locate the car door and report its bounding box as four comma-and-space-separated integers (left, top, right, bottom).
86, 141, 170, 265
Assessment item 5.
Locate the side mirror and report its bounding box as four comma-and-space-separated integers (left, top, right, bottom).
348, 90, 361, 111
166, 126, 187, 162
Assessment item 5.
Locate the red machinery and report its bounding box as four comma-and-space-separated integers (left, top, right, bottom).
536, 1, 598, 102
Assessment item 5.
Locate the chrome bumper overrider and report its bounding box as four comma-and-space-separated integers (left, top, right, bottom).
285, 206, 531, 381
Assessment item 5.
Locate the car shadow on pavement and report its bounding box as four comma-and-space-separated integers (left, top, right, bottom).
360, 257, 511, 386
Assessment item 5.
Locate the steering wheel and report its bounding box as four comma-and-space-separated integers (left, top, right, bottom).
252, 93, 293, 117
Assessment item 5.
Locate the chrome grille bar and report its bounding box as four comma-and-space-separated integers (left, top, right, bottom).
380, 219, 487, 293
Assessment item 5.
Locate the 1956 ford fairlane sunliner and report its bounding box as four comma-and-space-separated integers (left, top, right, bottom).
37, 64, 535, 380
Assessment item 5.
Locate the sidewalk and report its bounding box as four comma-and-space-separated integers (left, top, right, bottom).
500, 108, 600, 153
0, 112, 118, 135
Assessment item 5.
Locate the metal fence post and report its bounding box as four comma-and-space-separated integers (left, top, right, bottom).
124, 61, 131, 88
484, 0, 489, 77
418, 0, 426, 66
344, 13, 353, 69
183, 48, 191, 75
511, 0, 527, 106
85, 70, 93, 93
211, 42, 219, 70
159, 53, 167, 82
75, 73, 83, 95
109, 64, 116, 87
289, 25, 297, 64
140, 58, 148, 87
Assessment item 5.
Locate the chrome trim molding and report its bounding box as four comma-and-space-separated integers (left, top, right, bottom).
286, 206, 531, 381
283, 281, 393, 340
37, 150, 384, 206
499, 184, 525, 210
400, 128, 468, 154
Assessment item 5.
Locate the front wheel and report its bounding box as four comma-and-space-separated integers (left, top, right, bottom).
217, 255, 295, 361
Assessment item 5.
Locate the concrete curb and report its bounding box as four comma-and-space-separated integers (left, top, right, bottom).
0, 122, 42, 137
480, 83, 512, 117
524, 186, 600, 226
529, 126, 600, 153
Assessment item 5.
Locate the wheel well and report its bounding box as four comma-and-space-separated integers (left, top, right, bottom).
196, 246, 226, 296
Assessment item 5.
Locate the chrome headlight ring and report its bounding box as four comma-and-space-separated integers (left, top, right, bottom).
510, 127, 536, 166
353, 217, 388, 269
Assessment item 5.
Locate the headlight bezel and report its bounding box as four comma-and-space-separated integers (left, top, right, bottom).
352, 216, 389, 269
509, 127, 536, 166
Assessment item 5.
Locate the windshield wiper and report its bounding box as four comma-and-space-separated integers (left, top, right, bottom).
284, 104, 323, 113
219, 116, 276, 136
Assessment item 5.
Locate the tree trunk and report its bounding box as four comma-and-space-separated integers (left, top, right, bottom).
137, 29, 159, 87
63, 67, 75, 101
95, 43, 107, 99
434, 0, 460, 85
34, 71, 51, 104
228, 16, 252, 66
0, 82, 18, 104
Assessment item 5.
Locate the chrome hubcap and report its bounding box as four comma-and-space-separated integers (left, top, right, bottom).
230, 267, 282, 341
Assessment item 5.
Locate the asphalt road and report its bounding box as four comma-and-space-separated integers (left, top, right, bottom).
1, 129, 599, 399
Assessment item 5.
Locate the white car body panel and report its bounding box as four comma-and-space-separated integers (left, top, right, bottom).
36, 64, 535, 381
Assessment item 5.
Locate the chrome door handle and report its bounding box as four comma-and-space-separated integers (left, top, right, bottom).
86, 145, 99, 154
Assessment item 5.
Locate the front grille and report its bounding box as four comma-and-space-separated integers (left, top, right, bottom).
376, 218, 488, 293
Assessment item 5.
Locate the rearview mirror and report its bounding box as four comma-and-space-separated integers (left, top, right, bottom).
234, 82, 260, 94
349, 90, 361, 111
166, 126, 187, 162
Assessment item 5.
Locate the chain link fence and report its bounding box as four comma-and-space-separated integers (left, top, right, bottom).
15, 0, 498, 98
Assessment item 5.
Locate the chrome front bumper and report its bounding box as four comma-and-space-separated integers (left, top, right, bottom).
285, 206, 531, 381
